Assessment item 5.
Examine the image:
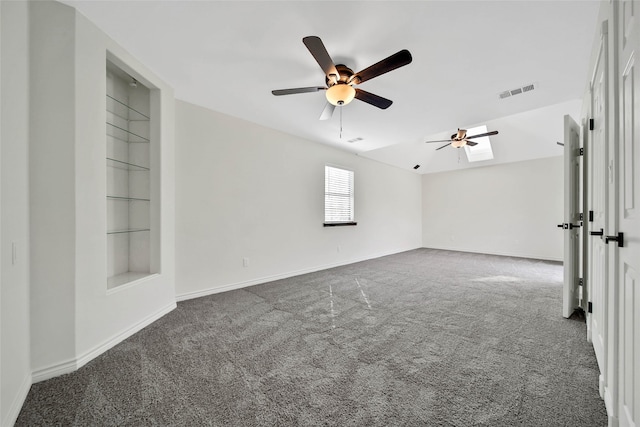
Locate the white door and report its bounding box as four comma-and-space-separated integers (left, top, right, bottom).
617, 2, 639, 425
563, 115, 581, 318
587, 21, 609, 392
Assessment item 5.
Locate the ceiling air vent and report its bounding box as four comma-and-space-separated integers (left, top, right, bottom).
347, 137, 363, 143
499, 82, 536, 100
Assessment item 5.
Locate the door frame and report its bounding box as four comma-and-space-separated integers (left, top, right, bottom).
562, 114, 581, 319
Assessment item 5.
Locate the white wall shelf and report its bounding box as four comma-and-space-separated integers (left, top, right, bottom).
107, 228, 150, 235
106, 196, 150, 202
106, 122, 149, 144
106, 61, 156, 288
106, 94, 149, 121
106, 157, 149, 171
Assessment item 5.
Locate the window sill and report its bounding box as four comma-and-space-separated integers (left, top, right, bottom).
323, 222, 357, 227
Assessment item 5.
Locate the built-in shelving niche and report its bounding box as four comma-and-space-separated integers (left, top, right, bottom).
106, 59, 157, 289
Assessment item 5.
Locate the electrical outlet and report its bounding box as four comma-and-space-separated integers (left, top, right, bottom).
243, 257, 249, 267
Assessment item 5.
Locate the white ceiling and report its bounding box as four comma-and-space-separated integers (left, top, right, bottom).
61, 0, 600, 173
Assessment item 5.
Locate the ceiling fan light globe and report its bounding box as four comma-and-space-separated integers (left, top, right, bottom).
326, 83, 356, 106
451, 140, 466, 148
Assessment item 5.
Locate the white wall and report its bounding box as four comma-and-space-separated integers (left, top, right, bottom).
29, 0, 78, 380
72, 8, 176, 372
175, 100, 423, 299
422, 156, 563, 261
1, 2, 32, 425
29, 1, 176, 382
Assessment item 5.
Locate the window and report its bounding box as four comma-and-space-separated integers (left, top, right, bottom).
464, 125, 494, 162
324, 165, 356, 226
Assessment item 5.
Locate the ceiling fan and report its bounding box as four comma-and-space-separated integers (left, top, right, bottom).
425, 129, 499, 150
272, 36, 412, 120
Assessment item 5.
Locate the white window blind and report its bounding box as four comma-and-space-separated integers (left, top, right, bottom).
324, 165, 355, 224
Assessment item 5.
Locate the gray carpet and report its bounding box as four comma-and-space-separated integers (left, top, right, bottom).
16, 248, 607, 426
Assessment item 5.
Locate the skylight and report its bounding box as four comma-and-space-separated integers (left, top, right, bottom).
464, 125, 494, 162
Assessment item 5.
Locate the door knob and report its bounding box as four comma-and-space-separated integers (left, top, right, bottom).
558, 223, 581, 229
605, 232, 624, 247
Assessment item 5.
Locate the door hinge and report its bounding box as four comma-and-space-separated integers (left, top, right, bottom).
579, 212, 584, 221
579, 147, 584, 156
588, 301, 593, 313
589, 118, 594, 130
589, 210, 594, 222
578, 278, 584, 287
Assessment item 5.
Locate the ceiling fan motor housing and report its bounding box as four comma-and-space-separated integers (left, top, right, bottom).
326, 64, 355, 85
453, 129, 467, 140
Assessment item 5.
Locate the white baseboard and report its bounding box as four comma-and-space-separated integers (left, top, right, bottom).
620, 406, 633, 427
3, 373, 31, 427
30, 358, 77, 384
31, 301, 176, 383
421, 245, 562, 262
176, 246, 421, 302
74, 301, 176, 371
603, 385, 619, 427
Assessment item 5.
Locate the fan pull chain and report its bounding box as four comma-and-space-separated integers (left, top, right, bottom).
339, 106, 343, 139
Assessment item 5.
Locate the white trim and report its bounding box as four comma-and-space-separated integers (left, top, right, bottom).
106, 273, 160, 295
31, 301, 176, 383
2, 373, 31, 427
604, 386, 619, 427
74, 301, 176, 370
420, 245, 562, 263
621, 406, 634, 427
586, 312, 593, 342
176, 246, 421, 302
30, 358, 77, 384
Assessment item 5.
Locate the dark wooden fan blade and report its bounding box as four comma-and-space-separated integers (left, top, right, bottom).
354, 89, 393, 109
319, 103, 335, 120
352, 49, 412, 84
302, 36, 339, 79
272, 87, 325, 96
425, 139, 453, 144
465, 140, 478, 146
436, 142, 452, 151
465, 130, 499, 139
